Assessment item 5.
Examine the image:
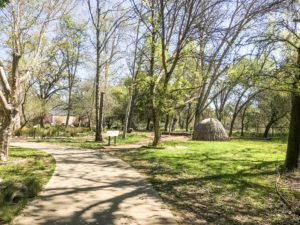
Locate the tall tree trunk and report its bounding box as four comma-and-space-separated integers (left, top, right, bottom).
285, 93, 300, 170
40, 117, 44, 128
164, 115, 169, 131
95, 26, 101, 141
152, 109, 161, 146
185, 103, 192, 132
192, 100, 202, 139
11, 54, 22, 132
179, 115, 184, 130
171, 116, 178, 131
185, 118, 190, 132
65, 87, 72, 127
241, 122, 244, 137
128, 93, 136, 129
97, 92, 104, 141
123, 94, 133, 139
285, 48, 300, 171
229, 113, 238, 137
146, 118, 151, 131
240, 106, 248, 137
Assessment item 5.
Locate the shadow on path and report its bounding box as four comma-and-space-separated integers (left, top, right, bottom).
10, 142, 176, 225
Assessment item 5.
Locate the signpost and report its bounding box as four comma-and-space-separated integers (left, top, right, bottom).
33, 125, 38, 139
107, 130, 119, 146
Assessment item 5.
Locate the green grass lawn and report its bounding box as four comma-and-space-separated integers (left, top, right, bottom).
0, 147, 55, 224
111, 139, 299, 225
35, 132, 149, 149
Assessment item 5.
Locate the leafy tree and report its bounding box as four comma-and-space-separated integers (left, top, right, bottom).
256, 2, 300, 170
257, 92, 291, 138
0, 0, 73, 161
0, 0, 8, 8
55, 16, 86, 127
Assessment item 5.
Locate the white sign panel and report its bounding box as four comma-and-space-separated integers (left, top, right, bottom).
107, 130, 119, 137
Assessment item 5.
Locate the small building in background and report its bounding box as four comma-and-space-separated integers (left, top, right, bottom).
45, 109, 77, 126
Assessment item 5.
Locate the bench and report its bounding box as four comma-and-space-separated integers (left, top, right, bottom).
106, 130, 119, 146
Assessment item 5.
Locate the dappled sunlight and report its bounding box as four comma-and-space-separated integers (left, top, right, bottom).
114, 139, 299, 224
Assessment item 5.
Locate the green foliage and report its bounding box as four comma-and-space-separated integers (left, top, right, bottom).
0, 0, 8, 8
257, 91, 291, 125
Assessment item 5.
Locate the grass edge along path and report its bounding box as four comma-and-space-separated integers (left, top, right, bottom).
0, 147, 55, 224
111, 139, 299, 225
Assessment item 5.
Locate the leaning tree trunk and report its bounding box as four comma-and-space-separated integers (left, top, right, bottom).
123, 94, 133, 139
263, 120, 274, 138
229, 113, 238, 137
127, 93, 136, 130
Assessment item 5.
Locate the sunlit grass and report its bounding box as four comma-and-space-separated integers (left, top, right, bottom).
112, 139, 298, 224
35, 132, 149, 149
0, 147, 55, 223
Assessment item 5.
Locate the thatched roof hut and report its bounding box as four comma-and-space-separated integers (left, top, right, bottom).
193, 118, 229, 141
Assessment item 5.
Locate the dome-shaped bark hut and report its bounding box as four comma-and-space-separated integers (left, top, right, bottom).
193, 118, 229, 141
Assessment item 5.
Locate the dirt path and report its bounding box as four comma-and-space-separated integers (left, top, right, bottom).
10, 142, 177, 225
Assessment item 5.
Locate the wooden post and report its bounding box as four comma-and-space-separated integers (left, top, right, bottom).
108, 136, 111, 146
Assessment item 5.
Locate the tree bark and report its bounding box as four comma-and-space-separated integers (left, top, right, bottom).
241, 122, 244, 137
285, 48, 300, 171
171, 116, 178, 131
95, 30, 101, 141
185, 103, 192, 132
152, 109, 161, 146
123, 94, 133, 139
146, 118, 151, 131
263, 120, 274, 138
95, 75, 101, 141
40, 117, 45, 128
97, 92, 104, 141
192, 113, 201, 139
229, 113, 238, 137
65, 87, 72, 127
285, 93, 300, 170
0, 114, 12, 161
240, 106, 248, 137
93, 0, 102, 141
11, 53, 22, 132
164, 115, 169, 132
127, 94, 135, 129
179, 115, 184, 130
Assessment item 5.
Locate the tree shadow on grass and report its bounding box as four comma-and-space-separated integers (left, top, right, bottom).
109, 146, 298, 225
